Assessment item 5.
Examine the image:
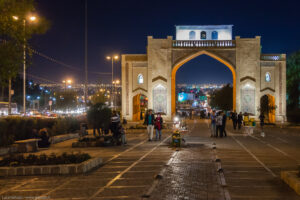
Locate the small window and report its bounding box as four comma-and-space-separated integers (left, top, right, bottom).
265, 72, 271, 82
212, 31, 218, 40
138, 74, 144, 84
189, 31, 196, 40
201, 31, 206, 39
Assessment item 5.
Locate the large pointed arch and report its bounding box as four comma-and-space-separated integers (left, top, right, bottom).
171, 50, 236, 115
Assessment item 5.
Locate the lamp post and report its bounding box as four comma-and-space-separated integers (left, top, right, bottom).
106, 55, 119, 107
12, 15, 37, 115
113, 79, 120, 110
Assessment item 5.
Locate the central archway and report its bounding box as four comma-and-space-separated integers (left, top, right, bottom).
171, 50, 236, 115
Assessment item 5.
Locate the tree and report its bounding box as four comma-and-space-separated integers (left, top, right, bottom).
286, 50, 300, 109
209, 84, 233, 111
87, 103, 111, 136
90, 92, 106, 105
54, 91, 77, 111
0, 0, 50, 113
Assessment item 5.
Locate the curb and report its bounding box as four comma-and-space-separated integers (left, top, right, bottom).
281, 171, 300, 195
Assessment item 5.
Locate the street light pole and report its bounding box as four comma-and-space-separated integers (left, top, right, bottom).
106, 55, 119, 109
111, 58, 114, 109
13, 15, 36, 115
84, 0, 88, 110
23, 19, 26, 114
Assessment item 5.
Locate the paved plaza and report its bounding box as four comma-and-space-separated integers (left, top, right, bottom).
0, 120, 300, 200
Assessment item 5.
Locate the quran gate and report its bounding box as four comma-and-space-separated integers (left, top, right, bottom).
121, 25, 286, 122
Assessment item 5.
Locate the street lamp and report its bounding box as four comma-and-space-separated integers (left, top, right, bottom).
106, 55, 119, 107
62, 79, 72, 90
12, 14, 37, 115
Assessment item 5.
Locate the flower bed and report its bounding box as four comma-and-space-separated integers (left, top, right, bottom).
0, 152, 91, 167
72, 136, 116, 147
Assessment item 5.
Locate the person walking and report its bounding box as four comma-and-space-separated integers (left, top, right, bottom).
144, 109, 155, 141
237, 112, 243, 130
154, 113, 163, 140
210, 111, 216, 137
259, 113, 265, 129
222, 112, 227, 137
231, 111, 238, 130
216, 112, 223, 137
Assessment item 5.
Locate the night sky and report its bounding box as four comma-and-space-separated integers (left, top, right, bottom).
29, 0, 300, 85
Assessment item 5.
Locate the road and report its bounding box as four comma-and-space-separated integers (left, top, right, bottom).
0, 119, 299, 199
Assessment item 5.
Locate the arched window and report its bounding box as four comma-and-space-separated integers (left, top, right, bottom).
212, 31, 218, 40
265, 72, 271, 82
189, 31, 196, 40
137, 74, 144, 84
201, 31, 206, 39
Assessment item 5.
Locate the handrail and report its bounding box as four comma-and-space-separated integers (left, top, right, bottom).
172, 40, 236, 48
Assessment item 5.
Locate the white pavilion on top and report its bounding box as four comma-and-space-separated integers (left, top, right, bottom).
175, 25, 233, 40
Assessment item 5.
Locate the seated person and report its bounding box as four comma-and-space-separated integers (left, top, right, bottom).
38, 128, 51, 148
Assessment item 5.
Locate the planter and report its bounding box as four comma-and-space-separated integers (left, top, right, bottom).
281, 171, 300, 195
51, 133, 79, 144
0, 157, 102, 177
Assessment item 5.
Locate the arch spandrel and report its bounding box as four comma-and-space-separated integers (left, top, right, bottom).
171, 49, 236, 69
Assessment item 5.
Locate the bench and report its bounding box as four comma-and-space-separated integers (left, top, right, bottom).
14, 138, 41, 153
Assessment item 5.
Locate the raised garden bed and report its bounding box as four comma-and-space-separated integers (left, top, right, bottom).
0, 152, 102, 176
281, 170, 300, 195
72, 136, 116, 147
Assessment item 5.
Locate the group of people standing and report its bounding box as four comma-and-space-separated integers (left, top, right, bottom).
144, 109, 163, 141
210, 110, 245, 137
230, 111, 244, 130
210, 110, 227, 137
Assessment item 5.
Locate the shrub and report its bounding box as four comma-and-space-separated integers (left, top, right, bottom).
0, 116, 82, 147
287, 109, 300, 124
0, 152, 91, 166
87, 103, 111, 131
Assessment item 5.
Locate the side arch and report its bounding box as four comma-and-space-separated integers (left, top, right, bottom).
171, 50, 236, 115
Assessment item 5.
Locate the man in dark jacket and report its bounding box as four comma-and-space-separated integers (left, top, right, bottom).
222, 112, 227, 137
231, 111, 237, 130
237, 112, 243, 130
144, 109, 155, 141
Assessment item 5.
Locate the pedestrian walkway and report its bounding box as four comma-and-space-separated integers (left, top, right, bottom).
149, 120, 226, 200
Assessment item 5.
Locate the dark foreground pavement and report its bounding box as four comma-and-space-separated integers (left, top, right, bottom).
0, 120, 300, 200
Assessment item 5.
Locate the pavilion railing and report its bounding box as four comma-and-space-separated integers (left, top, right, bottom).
172, 40, 236, 48
260, 54, 286, 61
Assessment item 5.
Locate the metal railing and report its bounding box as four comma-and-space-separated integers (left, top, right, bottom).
172, 40, 236, 48
260, 54, 285, 61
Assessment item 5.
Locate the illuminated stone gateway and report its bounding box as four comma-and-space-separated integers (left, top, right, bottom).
122, 25, 286, 122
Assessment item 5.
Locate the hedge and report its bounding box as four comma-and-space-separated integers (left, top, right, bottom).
0, 117, 82, 147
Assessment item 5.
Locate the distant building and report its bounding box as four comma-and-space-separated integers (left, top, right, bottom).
176, 25, 233, 40
0, 102, 18, 115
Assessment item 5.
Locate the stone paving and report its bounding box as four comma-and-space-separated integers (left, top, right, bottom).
0, 120, 300, 200
148, 119, 225, 200
149, 146, 224, 200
